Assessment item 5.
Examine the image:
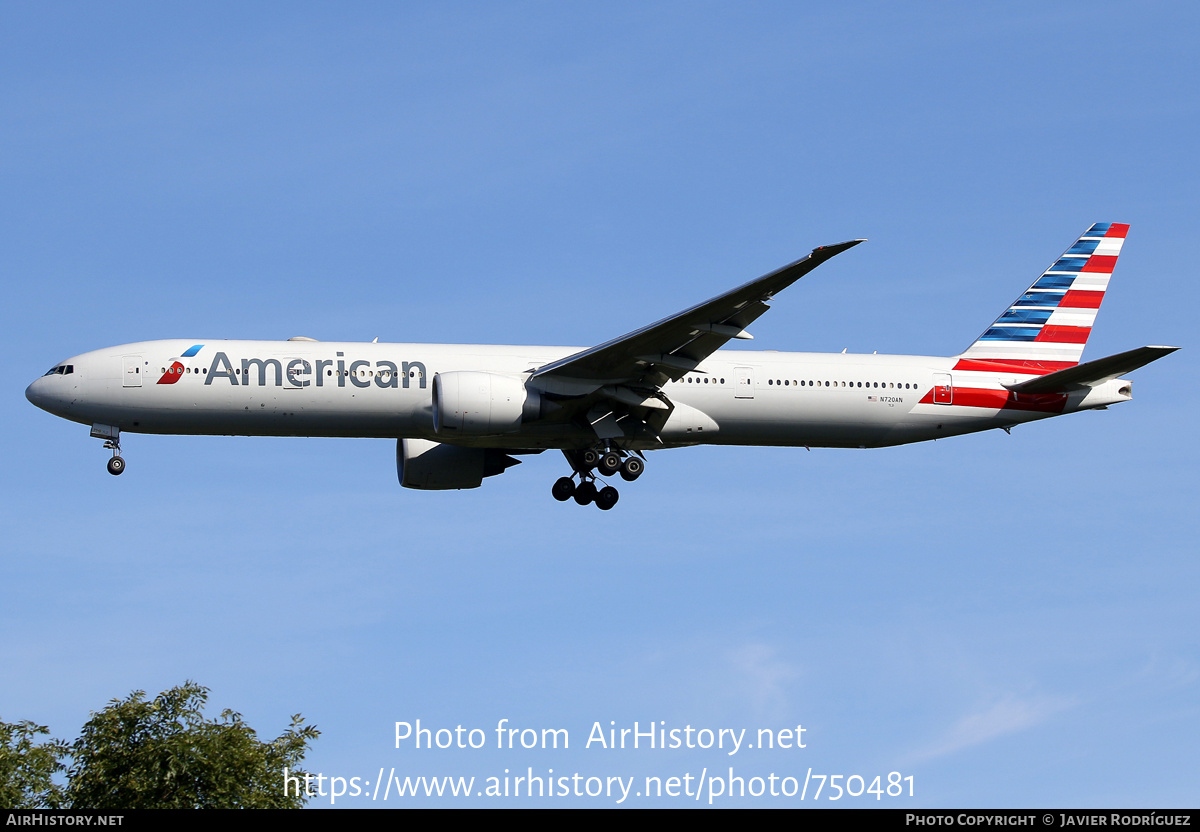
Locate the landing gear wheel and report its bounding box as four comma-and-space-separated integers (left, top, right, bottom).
595, 486, 619, 511
107, 456, 126, 476
552, 476, 576, 502
598, 451, 622, 477
619, 456, 644, 481
581, 449, 600, 469
573, 480, 597, 506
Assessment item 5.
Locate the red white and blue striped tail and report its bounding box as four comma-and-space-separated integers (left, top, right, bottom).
955, 223, 1129, 375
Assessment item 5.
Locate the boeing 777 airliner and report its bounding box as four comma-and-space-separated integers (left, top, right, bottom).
26, 223, 1176, 509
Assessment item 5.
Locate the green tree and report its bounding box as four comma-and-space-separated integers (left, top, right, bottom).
64, 681, 319, 809
0, 720, 68, 809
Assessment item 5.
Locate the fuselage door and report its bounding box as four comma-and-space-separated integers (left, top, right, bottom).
735, 366, 754, 399
933, 373, 953, 404
122, 355, 143, 387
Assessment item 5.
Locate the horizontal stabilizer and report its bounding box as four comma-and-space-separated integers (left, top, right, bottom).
1005, 345, 1178, 393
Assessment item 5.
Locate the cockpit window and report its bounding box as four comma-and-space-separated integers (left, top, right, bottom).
42, 365, 73, 376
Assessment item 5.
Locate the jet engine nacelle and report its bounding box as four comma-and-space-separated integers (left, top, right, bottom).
432, 371, 541, 435
397, 438, 520, 490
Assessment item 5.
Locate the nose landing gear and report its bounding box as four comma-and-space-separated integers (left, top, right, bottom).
91, 424, 126, 476
103, 439, 125, 476
105, 451, 125, 476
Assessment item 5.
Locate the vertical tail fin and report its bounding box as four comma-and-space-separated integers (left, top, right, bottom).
955, 223, 1129, 374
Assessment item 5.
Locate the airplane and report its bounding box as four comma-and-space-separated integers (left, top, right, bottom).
26, 223, 1176, 510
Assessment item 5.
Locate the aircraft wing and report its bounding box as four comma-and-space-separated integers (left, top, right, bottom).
531, 240, 864, 390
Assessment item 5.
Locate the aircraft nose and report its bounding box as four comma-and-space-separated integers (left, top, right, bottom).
25, 377, 49, 410
26, 375, 69, 416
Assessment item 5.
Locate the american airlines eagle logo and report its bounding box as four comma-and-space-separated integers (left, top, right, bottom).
156, 345, 204, 384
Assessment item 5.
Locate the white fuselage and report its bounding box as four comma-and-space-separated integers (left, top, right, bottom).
25, 339, 1128, 452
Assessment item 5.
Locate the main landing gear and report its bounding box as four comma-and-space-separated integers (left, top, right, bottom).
552, 477, 619, 510
551, 448, 644, 510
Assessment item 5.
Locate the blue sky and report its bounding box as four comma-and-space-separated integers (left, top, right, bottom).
2, 2, 1197, 807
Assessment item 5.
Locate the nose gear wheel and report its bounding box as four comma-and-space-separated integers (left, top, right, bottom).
101, 437, 126, 476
